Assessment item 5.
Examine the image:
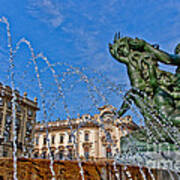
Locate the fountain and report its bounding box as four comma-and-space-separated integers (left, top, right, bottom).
0, 17, 179, 179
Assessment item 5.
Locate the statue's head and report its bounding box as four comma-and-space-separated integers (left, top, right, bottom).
109, 33, 131, 62
174, 43, 180, 54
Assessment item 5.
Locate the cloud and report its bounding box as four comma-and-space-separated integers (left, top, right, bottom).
27, 0, 63, 28
27, 0, 180, 84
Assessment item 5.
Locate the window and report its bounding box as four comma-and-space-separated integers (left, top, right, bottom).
42, 151, 46, 159
43, 137, 46, 145
59, 150, 64, 160
51, 151, 55, 160
7, 101, 12, 109
26, 121, 32, 135
84, 151, 89, 160
0, 113, 3, 124
68, 149, 73, 160
106, 132, 112, 142
51, 135, 55, 145
3, 130, 10, 142
84, 146, 89, 160
35, 136, 39, 145
34, 153, 38, 158
4, 115, 11, 142
6, 115, 11, 124
15, 118, 20, 131
3, 150, 7, 157
68, 134, 72, 143
0, 97, 3, 106
84, 133, 89, 141
28, 109, 33, 117
84, 115, 90, 121
106, 147, 112, 159
16, 104, 21, 112
59, 135, 64, 143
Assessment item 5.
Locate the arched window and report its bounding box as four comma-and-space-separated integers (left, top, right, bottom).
59, 135, 64, 143
84, 133, 89, 141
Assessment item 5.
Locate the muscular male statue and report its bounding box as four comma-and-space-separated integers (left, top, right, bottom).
109, 34, 180, 145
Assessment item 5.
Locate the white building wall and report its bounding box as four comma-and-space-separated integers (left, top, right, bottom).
33, 111, 136, 160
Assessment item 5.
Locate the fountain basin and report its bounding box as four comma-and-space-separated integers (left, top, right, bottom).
0, 158, 178, 179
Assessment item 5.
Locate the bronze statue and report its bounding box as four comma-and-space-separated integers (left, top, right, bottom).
109, 33, 180, 145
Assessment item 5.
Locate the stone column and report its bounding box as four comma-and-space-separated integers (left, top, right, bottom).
22, 99, 28, 156
1, 97, 7, 137
95, 129, 99, 159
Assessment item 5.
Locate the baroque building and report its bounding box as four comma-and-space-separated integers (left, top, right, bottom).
33, 105, 138, 160
0, 83, 39, 157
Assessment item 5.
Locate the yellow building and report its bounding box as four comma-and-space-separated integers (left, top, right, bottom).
0, 83, 39, 157
33, 105, 138, 160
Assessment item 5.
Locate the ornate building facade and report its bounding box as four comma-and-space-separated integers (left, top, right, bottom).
33, 105, 138, 160
0, 83, 39, 157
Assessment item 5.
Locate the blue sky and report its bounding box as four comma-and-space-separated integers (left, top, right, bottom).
0, 0, 180, 123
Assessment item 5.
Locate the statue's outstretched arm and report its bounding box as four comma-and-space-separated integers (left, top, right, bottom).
118, 90, 134, 117
144, 43, 180, 66
118, 100, 131, 117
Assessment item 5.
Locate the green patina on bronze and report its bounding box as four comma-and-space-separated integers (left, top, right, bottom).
109, 33, 180, 148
